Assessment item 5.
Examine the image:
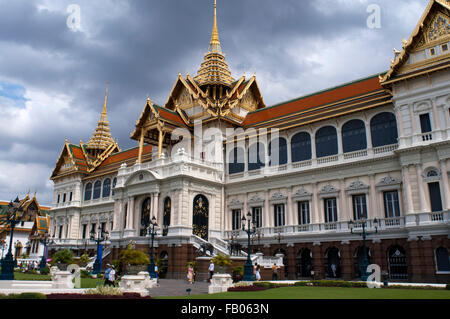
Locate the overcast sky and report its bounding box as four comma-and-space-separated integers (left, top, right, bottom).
0, 0, 429, 205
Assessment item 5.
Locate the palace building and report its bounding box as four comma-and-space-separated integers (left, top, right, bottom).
49, 0, 450, 282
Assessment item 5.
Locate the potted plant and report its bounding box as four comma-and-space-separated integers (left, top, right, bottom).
211, 254, 232, 274
119, 244, 149, 275
78, 253, 90, 267
232, 265, 244, 282
50, 249, 75, 271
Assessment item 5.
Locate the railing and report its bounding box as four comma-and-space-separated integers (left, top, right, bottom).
382, 217, 403, 227
431, 212, 444, 222
422, 133, 433, 141
292, 160, 312, 169
344, 149, 368, 160
373, 144, 398, 154
317, 155, 339, 165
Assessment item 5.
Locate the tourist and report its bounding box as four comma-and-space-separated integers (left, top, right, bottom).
104, 264, 112, 286
209, 261, 215, 281
108, 265, 116, 286
331, 263, 337, 278
154, 264, 159, 283
255, 264, 261, 281
272, 263, 278, 281
187, 265, 195, 284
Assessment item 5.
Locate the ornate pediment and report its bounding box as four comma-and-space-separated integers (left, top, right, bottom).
293, 187, 311, 198
248, 194, 264, 204
426, 11, 450, 42
319, 184, 339, 194
377, 176, 401, 187
347, 180, 368, 191
270, 191, 287, 202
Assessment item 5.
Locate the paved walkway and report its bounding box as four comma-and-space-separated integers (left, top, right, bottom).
148, 279, 210, 297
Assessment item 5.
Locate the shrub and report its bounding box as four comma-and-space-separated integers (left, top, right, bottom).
79, 254, 90, 264
7, 293, 46, 299
446, 284, 450, 290
50, 249, 75, 265
234, 281, 252, 288
80, 270, 90, 278
211, 254, 232, 267
228, 286, 267, 292
85, 286, 123, 296
232, 265, 244, 276
119, 245, 149, 266
39, 267, 50, 275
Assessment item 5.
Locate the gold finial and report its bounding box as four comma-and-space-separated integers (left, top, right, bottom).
209, 0, 221, 53
102, 81, 109, 119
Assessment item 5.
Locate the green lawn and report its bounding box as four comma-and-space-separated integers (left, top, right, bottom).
13, 272, 103, 289
159, 286, 450, 299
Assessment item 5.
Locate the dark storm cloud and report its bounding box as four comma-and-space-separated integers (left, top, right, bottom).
0, 0, 427, 204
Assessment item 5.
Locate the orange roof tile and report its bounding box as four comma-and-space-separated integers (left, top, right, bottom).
243, 75, 384, 127
98, 145, 152, 168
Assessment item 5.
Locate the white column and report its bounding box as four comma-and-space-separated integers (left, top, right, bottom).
394, 107, 405, 148
128, 197, 135, 229
264, 191, 270, 227
339, 179, 346, 221
310, 129, 317, 160
431, 98, 440, 130
365, 122, 373, 150
336, 126, 343, 156
312, 183, 320, 224
243, 194, 248, 215
415, 164, 428, 212
409, 105, 418, 143
439, 159, 450, 209
369, 174, 378, 219
402, 166, 415, 214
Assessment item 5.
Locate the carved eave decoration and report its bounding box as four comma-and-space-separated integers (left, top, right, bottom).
380, 0, 450, 85
51, 140, 79, 179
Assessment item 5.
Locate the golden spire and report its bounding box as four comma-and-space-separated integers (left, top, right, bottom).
86, 82, 115, 156
209, 0, 221, 53
195, 0, 234, 87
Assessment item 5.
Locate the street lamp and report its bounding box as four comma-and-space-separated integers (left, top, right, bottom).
0, 197, 25, 280
348, 218, 379, 281
39, 231, 55, 270
147, 216, 158, 278
242, 212, 256, 281
90, 225, 109, 275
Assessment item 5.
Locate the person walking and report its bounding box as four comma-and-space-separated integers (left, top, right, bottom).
255, 264, 261, 281
331, 263, 337, 278
272, 263, 278, 281
208, 261, 215, 282
108, 265, 116, 287
104, 264, 112, 286
187, 265, 195, 284
154, 264, 159, 283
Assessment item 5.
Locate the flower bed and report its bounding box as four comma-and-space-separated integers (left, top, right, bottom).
46, 293, 151, 299
227, 286, 267, 292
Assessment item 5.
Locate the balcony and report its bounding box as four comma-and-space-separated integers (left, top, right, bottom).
227, 144, 398, 182
223, 211, 448, 240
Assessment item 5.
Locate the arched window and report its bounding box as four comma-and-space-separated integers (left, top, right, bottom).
163, 197, 171, 236
140, 197, 151, 236
324, 247, 341, 278
291, 132, 312, 162
92, 181, 101, 199
193, 194, 209, 240
316, 126, 338, 158
269, 138, 288, 166
84, 183, 92, 201
112, 177, 117, 196
342, 120, 367, 153
102, 178, 111, 198
228, 147, 245, 174
387, 246, 408, 280
371, 112, 398, 147
248, 142, 265, 171
435, 247, 450, 272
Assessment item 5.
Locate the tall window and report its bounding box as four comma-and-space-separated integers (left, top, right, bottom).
123, 203, 128, 229
141, 197, 151, 236
435, 247, 450, 272
248, 142, 265, 171
58, 225, 63, 239
384, 191, 401, 217
420, 113, 432, 133
252, 207, 263, 228
298, 201, 310, 225
324, 198, 338, 223
232, 209, 241, 230
63, 193, 66, 203
163, 197, 171, 236
228, 147, 245, 174
291, 132, 312, 162
102, 178, 111, 198
90, 223, 96, 236
269, 138, 288, 166
371, 112, 398, 147
352, 195, 367, 220
342, 120, 367, 153
84, 183, 92, 201
316, 126, 338, 158
81, 224, 87, 239
93, 181, 101, 199
57, 194, 60, 204
112, 178, 117, 196
428, 182, 443, 212
69, 192, 73, 202
274, 204, 285, 227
